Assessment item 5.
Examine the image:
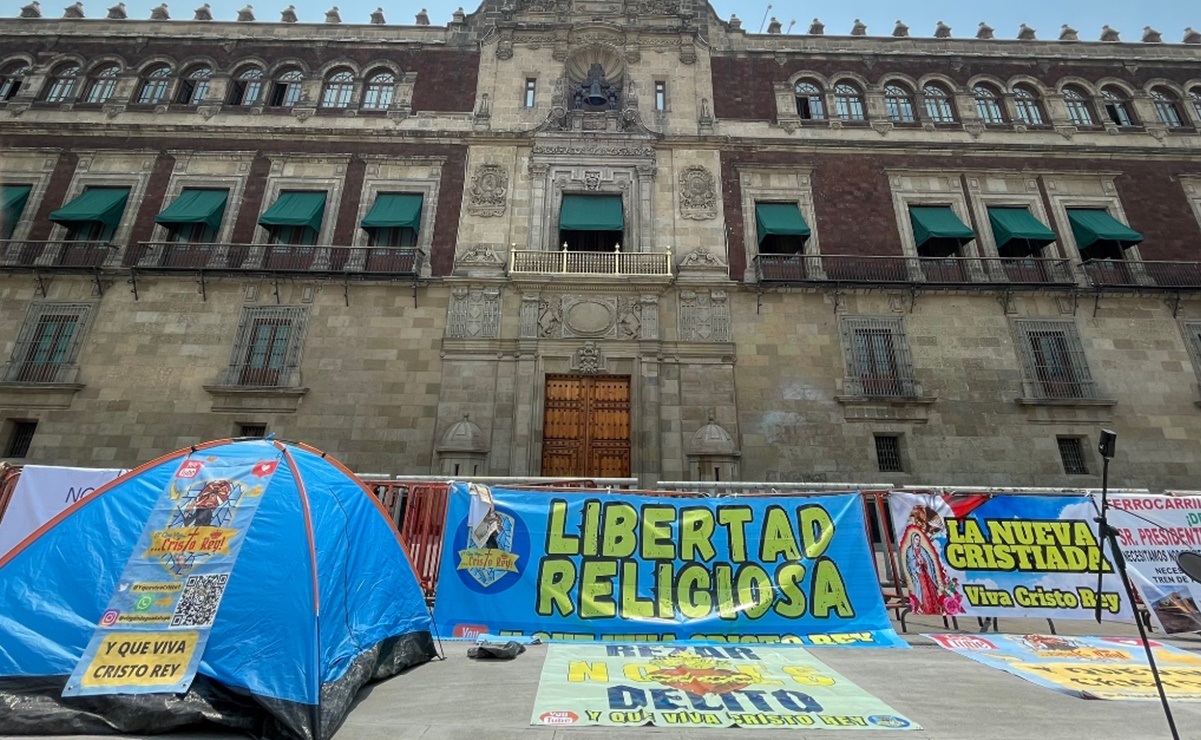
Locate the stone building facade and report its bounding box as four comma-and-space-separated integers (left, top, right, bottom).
2, 1, 1201, 490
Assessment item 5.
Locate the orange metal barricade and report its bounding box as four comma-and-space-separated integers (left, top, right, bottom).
396, 482, 451, 599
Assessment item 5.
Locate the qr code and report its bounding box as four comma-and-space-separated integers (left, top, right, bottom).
170, 573, 229, 628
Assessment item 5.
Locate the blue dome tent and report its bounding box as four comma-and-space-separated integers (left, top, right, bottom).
0, 438, 436, 740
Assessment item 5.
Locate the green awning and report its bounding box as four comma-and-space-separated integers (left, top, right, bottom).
908, 206, 975, 247
258, 191, 327, 231
155, 189, 228, 229
2, 184, 31, 235
755, 202, 811, 244
987, 207, 1057, 248
361, 193, 423, 230
1067, 208, 1143, 249
560, 194, 624, 231
49, 187, 130, 229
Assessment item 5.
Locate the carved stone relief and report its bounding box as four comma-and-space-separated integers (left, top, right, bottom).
678, 289, 731, 342
678, 165, 717, 220
446, 285, 502, 339
572, 341, 606, 374
467, 164, 509, 217
518, 294, 658, 340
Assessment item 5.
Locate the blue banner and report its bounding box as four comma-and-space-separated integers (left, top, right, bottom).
433, 485, 905, 647
64, 454, 280, 696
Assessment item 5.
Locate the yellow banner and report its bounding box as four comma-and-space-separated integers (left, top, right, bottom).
144, 527, 236, 557
458, 548, 520, 572
79, 632, 200, 689
1014, 661, 1201, 699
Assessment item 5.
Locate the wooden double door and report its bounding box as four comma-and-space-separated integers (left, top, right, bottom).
541, 375, 631, 478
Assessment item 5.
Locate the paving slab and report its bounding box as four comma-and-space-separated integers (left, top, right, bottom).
5, 615, 1201, 740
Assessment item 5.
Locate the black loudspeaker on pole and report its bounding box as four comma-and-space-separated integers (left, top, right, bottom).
1092, 429, 1179, 740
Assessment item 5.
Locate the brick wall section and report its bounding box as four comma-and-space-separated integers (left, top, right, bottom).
711, 55, 1201, 121
230, 153, 272, 244
129, 152, 177, 247
430, 148, 467, 276
26, 151, 78, 241
2, 39, 480, 113
333, 156, 366, 246
722, 150, 1201, 278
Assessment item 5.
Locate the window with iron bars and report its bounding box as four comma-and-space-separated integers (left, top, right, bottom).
1056, 437, 1089, 475
1013, 319, 1097, 400
1178, 321, 1201, 394
840, 316, 918, 397
5, 420, 37, 458
2, 303, 94, 383
875, 434, 904, 473
238, 423, 267, 438
224, 306, 308, 388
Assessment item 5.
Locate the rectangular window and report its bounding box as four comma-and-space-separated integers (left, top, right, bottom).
654, 81, 666, 111
1057, 437, 1089, 475
875, 435, 903, 473
225, 306, 308, 388
524, 78, 536, 108
1013, 320, 1097, 400
238, 423, 267, 438
840, 316, 918, 397
5, 420, 38, 458
3, 303, 93, 383
1179, 321, 1201, 395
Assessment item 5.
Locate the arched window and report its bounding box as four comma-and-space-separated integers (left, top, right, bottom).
1150, 88, 1184, 128
972, 84, 1004, 124
1190, 87, 1201, 124
175, 65, 212, 105
833, 82, 865, 121
884, 83, 916, 122
81, 64, 120, 104
362, 70, 395, 110
922, 84, 956, 123
268, 68, 304, 107
1062, 87, 1095, 126
42, 63, 80, 103
136, 65, 173, 105
794, 81, 825, 120
1013, 86, 1045, 125
321, 69, 355, 108
0, 61, 31, 101
1101, 87, 1135, 127
228, 67, 264, 106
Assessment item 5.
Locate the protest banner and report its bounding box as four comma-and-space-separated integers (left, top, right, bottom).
888, 492, 1131, 621
434, 485, 905, 647
64, 456, 279, 696
1106, 493, 1201, 634
531, 643, 919, 729
928, 633, 1201, 700
0, 465, 124, 557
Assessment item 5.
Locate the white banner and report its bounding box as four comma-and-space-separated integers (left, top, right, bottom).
1106, 493, 1201, 634
0, 465, 125, 558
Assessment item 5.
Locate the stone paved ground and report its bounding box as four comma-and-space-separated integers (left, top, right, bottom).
6, 613, 1201, 740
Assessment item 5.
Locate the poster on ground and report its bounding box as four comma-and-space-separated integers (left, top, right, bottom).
63, 455, 280, 696
889, 492, 1132, 621
927, 633, 1201, 700
1105, 493, 1201, 634
434, 485, 905, 647
0, 465, 125, 558
532, 643, 919, 730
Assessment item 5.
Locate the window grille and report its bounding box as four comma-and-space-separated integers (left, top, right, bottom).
794, 81, 825, 120
322, 70, 355, 108
840, 316, 918, 397
238, 423, 267, 438
176, 65, 212, 105
1102, 88, 1134, 127
1013, 319, 1097, 399
884, 84, 915, 122
43, 64, 80, 103
82, 65, 119, 104
362, 71, 395, 110
833, 83, 865, 121
875, 435, 903, 473
229, 67, 264, 106
1063, 88, 1095, 126
922, 84, 956, 123
5, 420, 37, 458
224, 306, 308, 387
1179, 321, 1201, 389
3, 303, 94, 383
1150, 89, 1184, 128
137, 66, 173, 105
1013, 87, 1044, 125
972, 85, 1004, 124
1057, 437, 1089, 475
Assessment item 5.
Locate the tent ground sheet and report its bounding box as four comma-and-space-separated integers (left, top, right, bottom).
531, 643, 919, 730
927, 633, 1201, 700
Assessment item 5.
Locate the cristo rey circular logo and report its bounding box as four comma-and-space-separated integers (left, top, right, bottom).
452, 504, 530, 594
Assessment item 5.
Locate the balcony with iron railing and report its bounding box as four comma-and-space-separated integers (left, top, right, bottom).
130, 242, 424, 275
1082, 260, 1201, 290
0, 240, 121, 269
509, 246, 673, 277
755, 254, 1079, 287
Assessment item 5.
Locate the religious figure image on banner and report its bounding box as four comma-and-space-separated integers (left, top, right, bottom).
899, 505, 963, 616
